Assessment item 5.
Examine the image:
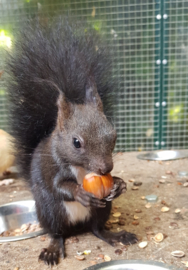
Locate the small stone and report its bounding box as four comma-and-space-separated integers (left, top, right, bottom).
161, 176, 167, 178
183, 182, 188, 187
133, 181, 142, 186
141, 196, 145, 200
175, 209, 181, 213
147, 235, 153, 241
132, 186, 139, 190
67, 236, 79, 244
98, 254, 104, 259
40, 236, 46, 241
105, 223, 112, 230
153, 217, 161, 221
145, 195, 158, 202
135, 209, 142, 213
145, 203, 151, 209
134, 215, 139, 220
132, 220, 139, 225
178, 171, 188, 177
161, 206, 170, 212
138, 241, 148, 248
90, 261, 97, 265
113, 212, 121, 218
114, 205, 120, 209
161, 200, 169, 206
115, 249, 122, 255
145, 226, 152, 231
129, 179, 135, 182
120, 245, 127, 251
118, 220, 125, 226
169, 222, 179, 229
171, 250, 185, 258
166, 171, 172, 175
75, 255, 85, 261
146, 231, 154, 235
104, 255, 111, 262
159, 179, 166, 184
14, 268, 19, 270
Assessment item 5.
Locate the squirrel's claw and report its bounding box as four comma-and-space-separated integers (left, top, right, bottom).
74, 185, 106, 208
104, 176, 127, 201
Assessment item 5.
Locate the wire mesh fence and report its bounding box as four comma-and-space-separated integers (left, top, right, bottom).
0, 0, 188, 152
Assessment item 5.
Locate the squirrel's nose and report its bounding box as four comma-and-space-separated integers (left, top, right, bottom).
99, 162, 113, 175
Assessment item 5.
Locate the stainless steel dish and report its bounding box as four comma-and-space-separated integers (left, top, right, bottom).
84, 260, 183, 270
137, 150, 188, 161
0, 200, 44, 242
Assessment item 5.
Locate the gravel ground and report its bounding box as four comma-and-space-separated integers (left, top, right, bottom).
0, 151, 188, 270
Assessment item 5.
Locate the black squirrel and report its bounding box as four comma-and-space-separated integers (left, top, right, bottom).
7, 18, 137, 265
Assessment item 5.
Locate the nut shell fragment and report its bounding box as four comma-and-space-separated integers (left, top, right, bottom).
132, 186, 139, 190
75, 255, 85, 261
109, 219, 119, 224
129, 179, 135, 182
161, 206, 170, 212
113, 212, 121, 218
171, 250, 185, 258
138, 241, 148, 249
181, 261, 188, 267
145, 203, 151, 209
153, 233, 164, 243
104, 255, 111, 261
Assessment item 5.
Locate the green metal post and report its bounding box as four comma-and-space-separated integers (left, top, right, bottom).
161, 2, 169, 149
154, 0, 168, 149
154, 0, 161, 149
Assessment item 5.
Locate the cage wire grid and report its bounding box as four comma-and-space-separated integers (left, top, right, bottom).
0, 0, 188, 152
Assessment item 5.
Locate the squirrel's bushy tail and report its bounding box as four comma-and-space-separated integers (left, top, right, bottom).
7, 17, 115, 179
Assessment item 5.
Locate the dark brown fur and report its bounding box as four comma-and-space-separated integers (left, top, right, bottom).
7, 18, 137, 265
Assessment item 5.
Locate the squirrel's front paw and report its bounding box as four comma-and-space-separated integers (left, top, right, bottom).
104, 176, 127, 201
74, 185, 106, 208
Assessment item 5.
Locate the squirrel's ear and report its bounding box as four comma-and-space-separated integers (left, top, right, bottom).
85, 79, 103, 111
57, 93, 73, 130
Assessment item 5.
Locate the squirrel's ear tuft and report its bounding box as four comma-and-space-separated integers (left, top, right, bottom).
85, 78, 103, 111
57, 93, 73, 130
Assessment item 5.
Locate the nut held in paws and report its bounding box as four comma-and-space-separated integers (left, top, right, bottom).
83, 173, 114, 199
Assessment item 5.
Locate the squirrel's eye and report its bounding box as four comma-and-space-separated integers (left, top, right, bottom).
73, 138, 81, 148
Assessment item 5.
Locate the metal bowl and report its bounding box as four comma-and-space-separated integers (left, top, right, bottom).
0, 200, 44, 242
84, 260, 183, 270
137, 150, 188, 161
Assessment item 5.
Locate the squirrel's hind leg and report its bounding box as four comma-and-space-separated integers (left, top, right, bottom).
92, 227, 138, 246
39, 236, 64, 265
91, 202, 138, 246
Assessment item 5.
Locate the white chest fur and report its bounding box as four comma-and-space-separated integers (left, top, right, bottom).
64, 166, 90, 224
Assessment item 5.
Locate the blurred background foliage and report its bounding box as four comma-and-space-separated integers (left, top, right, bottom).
0, 0, 188, 151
